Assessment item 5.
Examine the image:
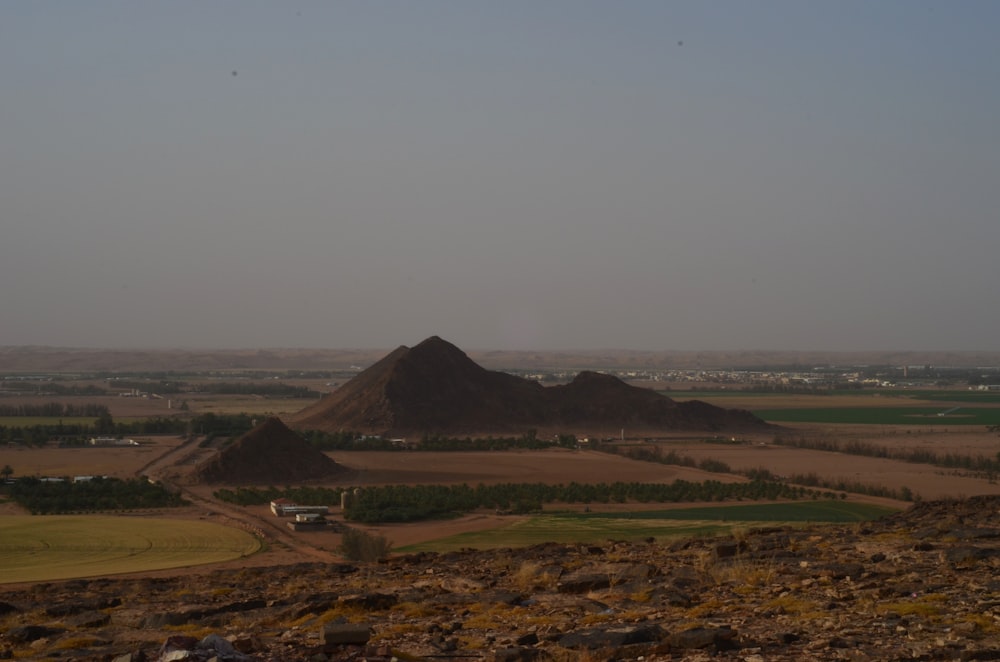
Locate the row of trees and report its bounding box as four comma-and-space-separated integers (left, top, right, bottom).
186, 412, 256, 441
772, 434, 1000, 478
785, 472, 915, 502
4, 476, 186, 514
419, 433, 577, 452
0, 382, 107, 396
213, 485, 332, 507
214, 479, 831, 524
300, 430, 387, 451
300, 430, 578, 452
602, 444, 735, 474
598, 442, 917, 502
0, 412, 258, 446
38, 379, 320, 398
343, 480, 828, 523
0, 421, 103, 446
0, 402, 110, 417
194, 382, 320, 398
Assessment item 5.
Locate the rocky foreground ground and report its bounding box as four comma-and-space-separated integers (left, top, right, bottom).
4, 496, 1000, 662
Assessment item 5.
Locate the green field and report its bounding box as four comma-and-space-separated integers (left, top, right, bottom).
753, 406, 1000, 425
0, 516, 261, 584
667, 389, 1000, 405
901, 390, 1000, 404
664, 391, 790, 399
657, 388, 1000, 425
396, 500, 898, 553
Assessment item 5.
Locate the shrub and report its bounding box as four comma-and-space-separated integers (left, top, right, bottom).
338, 528, 393, 562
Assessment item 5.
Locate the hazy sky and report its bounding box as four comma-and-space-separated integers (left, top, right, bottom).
3, 2, 998, 352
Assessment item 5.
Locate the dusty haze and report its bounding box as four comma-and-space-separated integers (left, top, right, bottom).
2, 3, 998, 352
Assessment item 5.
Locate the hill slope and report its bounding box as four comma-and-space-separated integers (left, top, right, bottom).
5, 495, 1000, 660
194, 417, 348, 484
291, 336, 768, 436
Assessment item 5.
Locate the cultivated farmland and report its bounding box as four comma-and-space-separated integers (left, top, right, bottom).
4, 354, 1000, 581
396, 500, 897, 552
0, 515, 261, 584
755, 406, 1000, 426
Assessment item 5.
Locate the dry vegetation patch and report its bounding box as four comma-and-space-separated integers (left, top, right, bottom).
0, 515, 261, 584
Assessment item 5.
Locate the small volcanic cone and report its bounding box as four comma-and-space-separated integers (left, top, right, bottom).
194, 416, 347, 484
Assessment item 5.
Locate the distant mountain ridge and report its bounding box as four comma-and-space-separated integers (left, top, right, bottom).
3, 345, 998, 372
290, 336, 768, 436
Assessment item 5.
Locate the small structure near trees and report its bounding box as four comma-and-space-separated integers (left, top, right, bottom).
269, 498, 330, 517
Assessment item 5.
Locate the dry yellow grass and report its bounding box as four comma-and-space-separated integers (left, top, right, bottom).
0, 515, 261, 584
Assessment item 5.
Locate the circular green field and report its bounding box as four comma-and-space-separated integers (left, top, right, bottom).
0, 516, 261, 584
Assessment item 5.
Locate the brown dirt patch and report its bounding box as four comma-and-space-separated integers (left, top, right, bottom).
0, 436, 188, 479
324, 448, 742, 487
654, 423, 1000, 501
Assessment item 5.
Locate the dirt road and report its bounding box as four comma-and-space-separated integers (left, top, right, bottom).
139, 437, 338, 564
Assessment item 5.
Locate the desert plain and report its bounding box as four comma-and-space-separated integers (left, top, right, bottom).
3, 350, 1000, 661
4, 384, 1000, 583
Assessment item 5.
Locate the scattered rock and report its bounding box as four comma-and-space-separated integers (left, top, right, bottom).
558, 623, 665, 650
4, 624, 65, 643
320, 623, 371, 646
4, 496, 1000, 661
65, 610, 112, 628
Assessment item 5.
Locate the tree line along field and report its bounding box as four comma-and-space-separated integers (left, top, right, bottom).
6, 476, 185, 514
755, 406, 1000, 426
215, 479, 852, 524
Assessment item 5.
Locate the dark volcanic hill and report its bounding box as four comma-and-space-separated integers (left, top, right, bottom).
194, 416, 348, 484
547, 370, 765, 430
290, 336, 768, 436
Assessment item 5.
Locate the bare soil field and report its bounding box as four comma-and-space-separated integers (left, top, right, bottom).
661, 443, 996, 501
322, 448, 742, 487
0, 436, 188, 478
785, 421, 1000, 455
647, 423, 1000, 501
